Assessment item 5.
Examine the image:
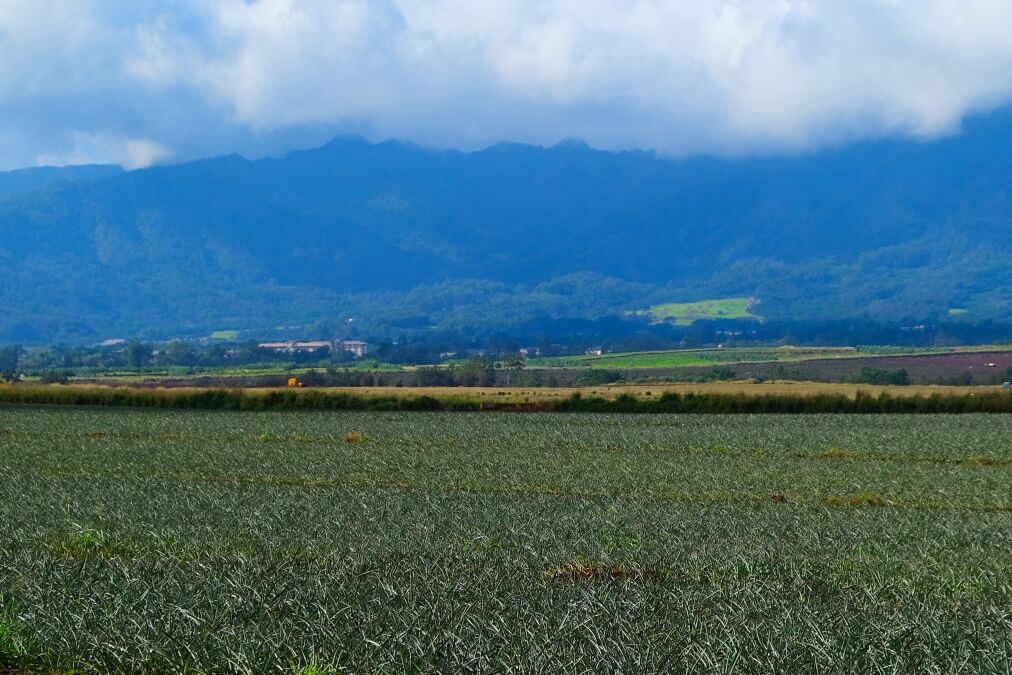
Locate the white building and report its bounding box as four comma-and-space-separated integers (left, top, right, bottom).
336, 340, 369, 357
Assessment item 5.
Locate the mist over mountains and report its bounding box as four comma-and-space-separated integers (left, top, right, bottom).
0, 164, 122, 200
1, 108, 1011, 344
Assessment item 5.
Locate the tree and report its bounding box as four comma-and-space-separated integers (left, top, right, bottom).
124, 341, 152, 369
0, 345, 23, 371
850, 367, 910, 385
162, 341, 196, 366
499, 351, 526, 386
458, 355, 495, 387
416, 365, 456, 387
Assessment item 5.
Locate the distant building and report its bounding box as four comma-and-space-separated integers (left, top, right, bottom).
256, 339, 370, 358
258, 341, 294, 353
585, 348, 603, 356
337, 340, 369, 357
299, 341, 334, 351
257, 341, 331, 355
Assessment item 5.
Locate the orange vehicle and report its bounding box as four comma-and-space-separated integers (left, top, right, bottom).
287, 377, 304, 388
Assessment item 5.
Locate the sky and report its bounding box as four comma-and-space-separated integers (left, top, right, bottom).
3, 0, 1012, 170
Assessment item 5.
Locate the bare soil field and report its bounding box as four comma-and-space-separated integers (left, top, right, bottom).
543, 350, 1012, 386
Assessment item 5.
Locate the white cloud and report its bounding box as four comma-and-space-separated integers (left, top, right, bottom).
2, 0, 1012, 168
121, 138, 172, 170
35, 132, 171, 170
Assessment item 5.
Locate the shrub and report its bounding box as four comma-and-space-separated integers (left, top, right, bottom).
848, 367, 910, 386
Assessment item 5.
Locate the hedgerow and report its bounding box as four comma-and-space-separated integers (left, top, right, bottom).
2, 384, 1010, 413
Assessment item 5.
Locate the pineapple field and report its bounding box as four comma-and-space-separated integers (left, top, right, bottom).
1, 408, 1010, 672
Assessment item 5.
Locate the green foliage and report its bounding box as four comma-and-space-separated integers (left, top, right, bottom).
706, 365, 737, 381
0, 617, 34, 668
124, 341, 152, 369
292, 662, 342, 675
59, 525, 139, 558
498, 351, 526, 386
574, 369, 623, 386
160, 340, 196, 366
848, 367, 911, 386
0, 344, 22, 371
457, 355, 495, 387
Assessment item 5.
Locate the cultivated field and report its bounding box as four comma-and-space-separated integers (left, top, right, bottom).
1, 408, 1010, 672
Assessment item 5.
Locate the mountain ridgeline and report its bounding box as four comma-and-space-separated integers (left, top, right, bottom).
1, 108, 1011, 343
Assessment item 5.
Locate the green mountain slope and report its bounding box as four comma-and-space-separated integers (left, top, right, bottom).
1, 110, 1011, 342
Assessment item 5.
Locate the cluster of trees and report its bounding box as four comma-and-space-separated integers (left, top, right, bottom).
415, 353, 529, 387
10, 340, 364, 374
0, 344, 23, 382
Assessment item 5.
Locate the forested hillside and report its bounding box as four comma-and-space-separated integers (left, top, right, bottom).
1, 109, 1011, 342
0, 164, 121, 199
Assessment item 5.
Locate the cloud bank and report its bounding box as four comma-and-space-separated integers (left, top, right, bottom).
3, 0, 1012, 169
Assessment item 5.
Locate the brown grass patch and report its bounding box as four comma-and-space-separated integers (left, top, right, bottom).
819, 447, 855, 459
545, 561, 665, 583
342, 432, 366, 444
826, 492, 891, 507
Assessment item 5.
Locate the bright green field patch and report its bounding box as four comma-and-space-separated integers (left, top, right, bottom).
646, 297, 758, 325
948, 308, 968, 317
209, 330, 240, 340
533, 346, 854, 369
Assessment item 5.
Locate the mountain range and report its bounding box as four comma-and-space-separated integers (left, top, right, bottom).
1, 108, 1011, 343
